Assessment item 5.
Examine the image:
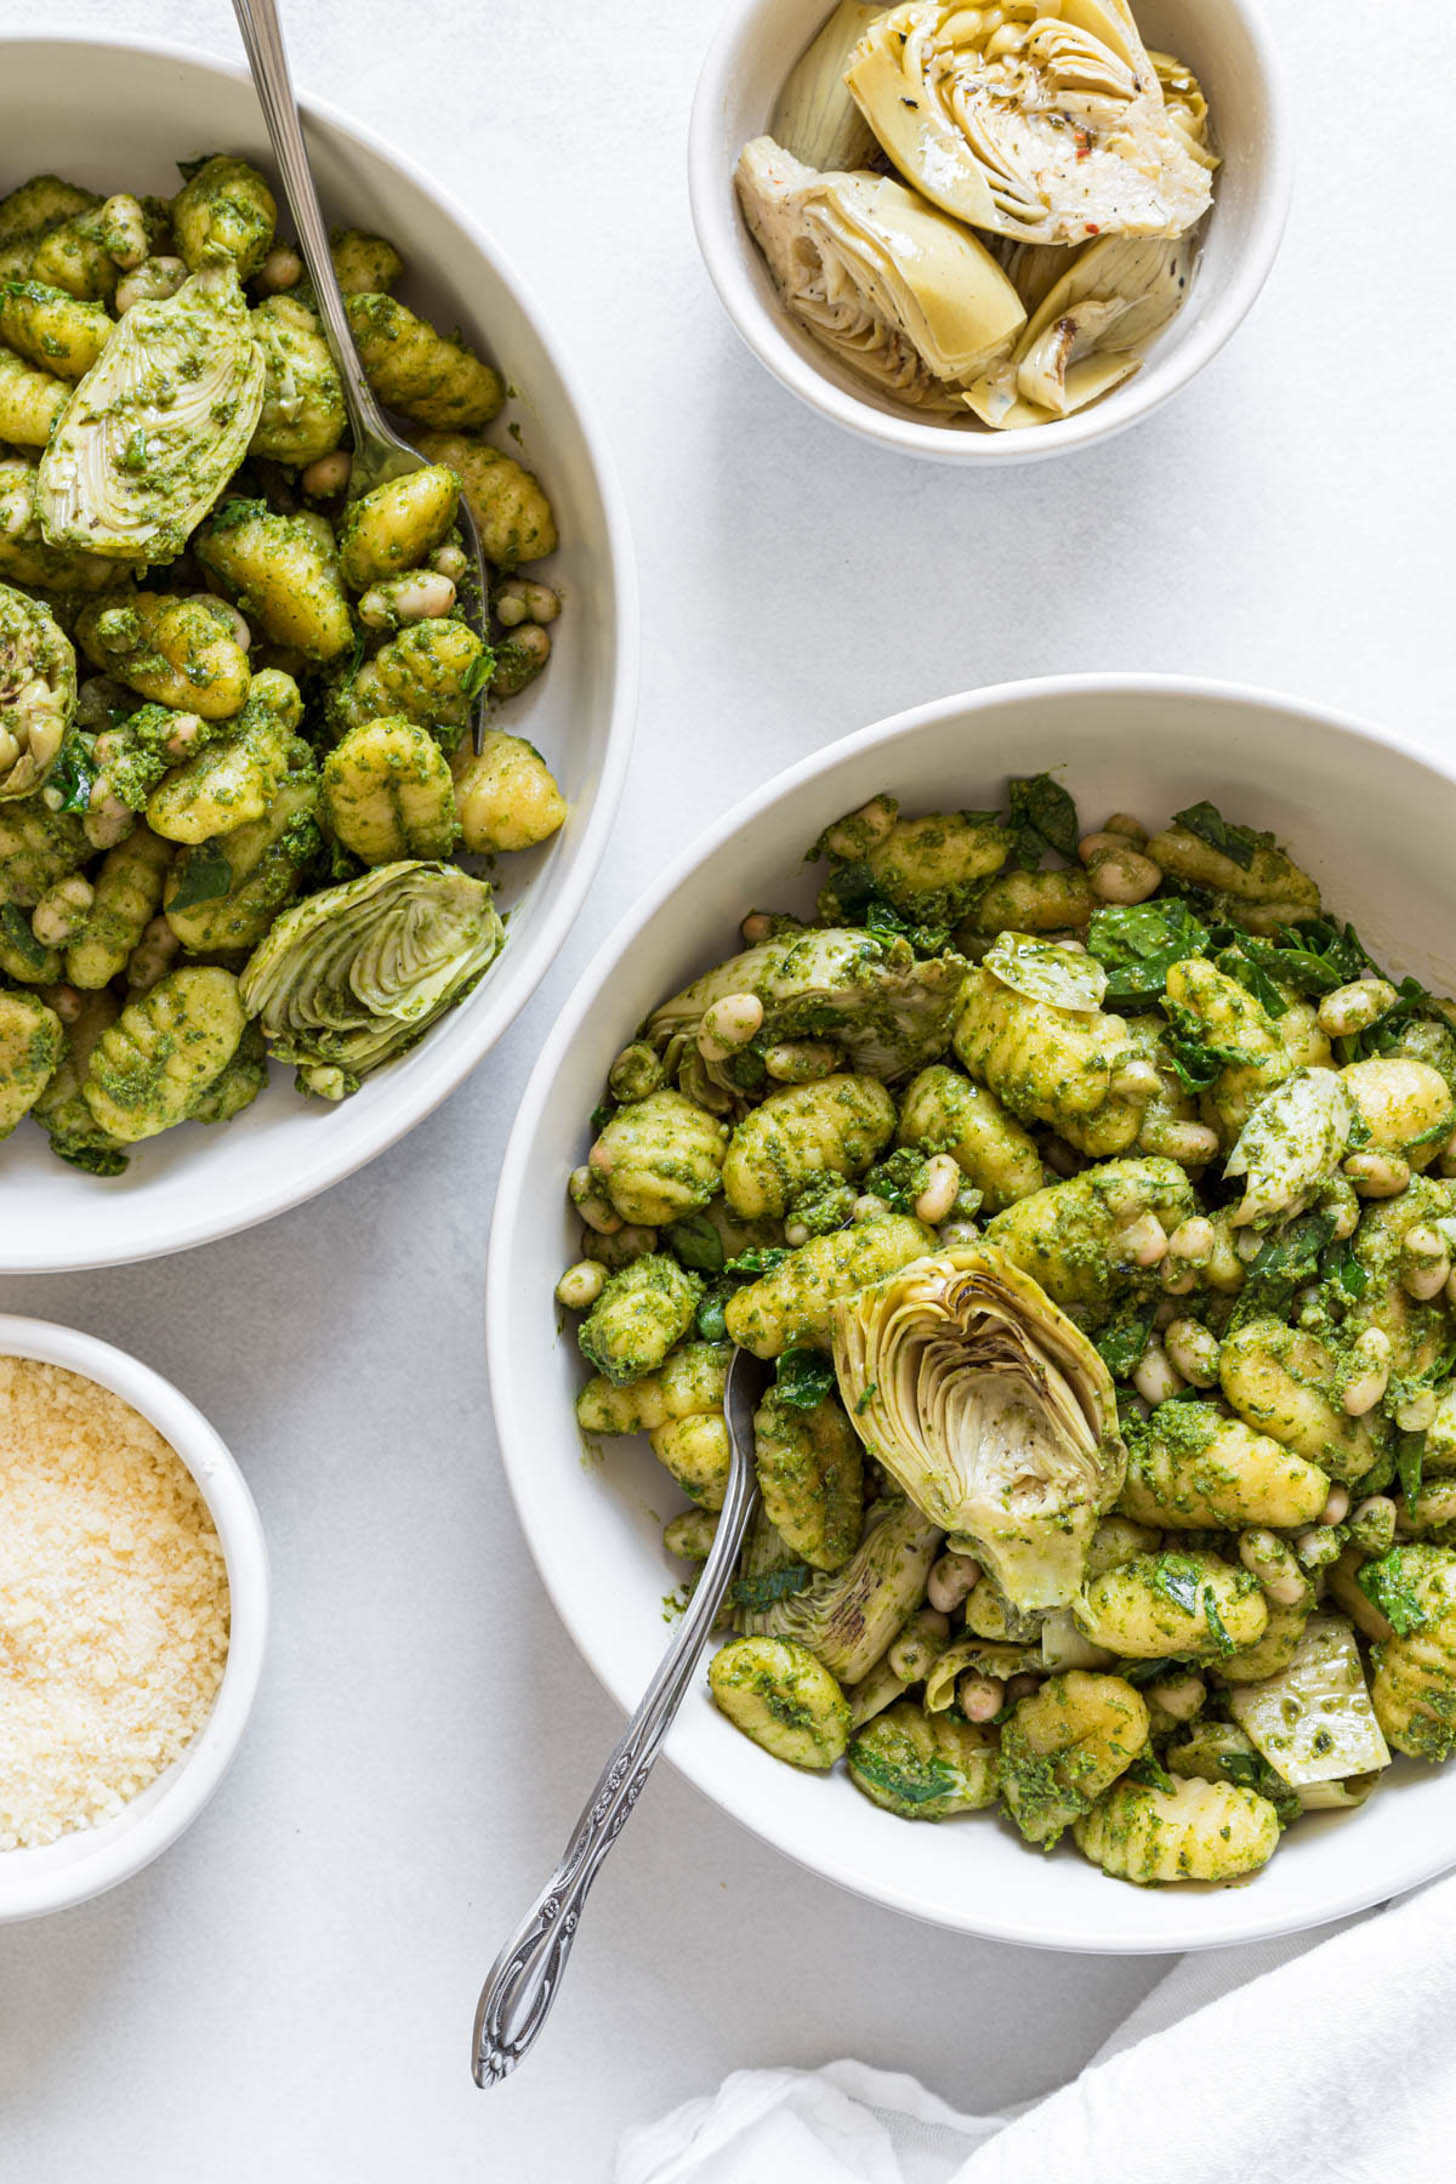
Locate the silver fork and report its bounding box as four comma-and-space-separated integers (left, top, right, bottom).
471, 1349, 766, 2087
231, 0, 491, 752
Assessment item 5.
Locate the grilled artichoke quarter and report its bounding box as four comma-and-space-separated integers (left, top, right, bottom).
734, 138, 1025, 413
845, 1, 1213, 247
37, 266, 265, 561
832, 1242, 1126, 1612
238, 859, 503, 1101
0, 582, 75, 799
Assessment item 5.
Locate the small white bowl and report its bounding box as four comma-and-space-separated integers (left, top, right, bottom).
0, 1316, 267, 1923
0, 33, 638, 1272
690, 0, 1292, 464
490, 676, 1456, 1953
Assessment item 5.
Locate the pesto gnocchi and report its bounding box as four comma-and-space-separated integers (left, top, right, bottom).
559, 774, 1456, 1886
0, 155, 569, 1173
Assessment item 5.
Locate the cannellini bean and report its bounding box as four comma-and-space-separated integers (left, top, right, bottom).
569, 1163, 621, 1235
1247, 1534, 1315, 1597
1321, 1484, 1351, 1529
697, 992, 763, 1061
784, 1220, 810, 1249
1103, 812, 1148, 844
126, 914, 179, 991
256, 242, 304, 293
206, 597, 252, 651
937, 1219, 980, 1247
1234, 1227, 1265, 1263
1158, 1122, 1221, 1166
1087, 846, 1162, 905
1004, 1673, 1041, 1703
913, 1153, 961, 1226
113, 254, 185, 313
1114, 1212, 1169, 1268
740, 912, 775, 945
555, 1260, 606, 1311
1145, 1674, 1205, 1722
1344, 1150, 1411, 1197
958, 1673, 1005, 1723
927, 1551, 982, 1614
1133, 1338, 1184, 1407
1295, 1525, 1344, 1571
1078, 831, 1125, 862
302, 450, 352, 497
358, 571, 457, 628
83, 789, 133, 849
888, 1609, 950, 1682
1342, 1327, 1392, 1417
1167, 1215, 1216, 1267
1396, 1389, 1438, 1434
853, 1193, 890, 1221
1163, 1319, 1221, 1388
494, 577, 560, 629
1317, 978, 1397, 1040
430, 543, 469, 581
1109, 1058, 1161, 1104
1402, 1223, 1451, 1300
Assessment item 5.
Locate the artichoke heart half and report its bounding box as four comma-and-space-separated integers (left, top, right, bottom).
239, 859, 503, 1097
739, 1496, 944, 1684
735, 137, 1025, 413
0, 581, 76, 800
846, 3, 1213, 246
833, 1243, 1125, 1610
770, 0, 887, 172
965, 231, 1197, 429
647, 924, 965, 1092
38, 266, 265, 561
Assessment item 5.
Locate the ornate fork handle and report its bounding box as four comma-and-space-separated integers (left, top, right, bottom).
473, 1387, 760, 2087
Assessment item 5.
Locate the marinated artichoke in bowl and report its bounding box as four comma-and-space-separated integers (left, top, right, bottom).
560, 772, 1456, 1886
736, 0, 1217, 429
0, 156, 568, 1177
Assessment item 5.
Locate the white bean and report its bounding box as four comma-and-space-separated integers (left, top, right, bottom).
927, 1551, 982, 1615
1145, 1674, 1205, 1722
1162, 1319, 1221, 1387
1114, 1212, 1169, 1268
207, 597, 252, 651
1321, 1484, 1351, 1528
740, 912, 775, 945
957, 1673, 1005, 1724
697, 992, 764, 1061
1344, 1150, 1411, 1198
913, 1154, 961, 1227
1158, 1122, 1221, 1166
888, 1609, 950, 1682
764, 1040, 838, 1083
358, 571, 457, 629
555, 1261, 605, 1311
937, 1219, 980, 1248
1109, 1058, 1161, 1104
853, 1194, 890, 1221
1402, 1223, 1451, 1301
1167, 1216, 1215, 1267
255, 242, 304, 294
301, 450, 351, 498
1133, 1339, 1185, 1406
430, 543, 469, 581
821, 795, 898, 861
1396, 1389, 1438, 1434
1102, 812, 1148, 844
1087, 847, 1162, 905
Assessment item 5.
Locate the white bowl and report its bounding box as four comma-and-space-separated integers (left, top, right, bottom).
690, 0, 1291, 465
490, 676, 1456, 1953
0, 1315, 268, 1923
0, 33, 638, 1272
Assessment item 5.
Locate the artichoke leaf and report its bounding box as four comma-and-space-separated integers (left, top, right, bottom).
965, 233, 1197, 430
0, 581, 75, 799
1228, 1616, 1391, 1788
647, 925, 964, 1088
770, 1, 887, 173
740, 1495, 943, 1684
735, 137, 1024, 413
37, 266, 265, 561
1151, 49, 1220, 170
1224, 1066, 1354, 1229
239, 859, 502, 1093
833, 1242, 1124, 1611
984, 930, 1109, 1013
846, 3, 1212, 247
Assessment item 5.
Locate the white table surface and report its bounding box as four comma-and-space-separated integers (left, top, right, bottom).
1, 1, 1453, 2174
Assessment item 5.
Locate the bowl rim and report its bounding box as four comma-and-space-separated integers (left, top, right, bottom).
687, 0, 1294, 465
0, 1314, 269, 1921
0, 29, 639, 1272
488, 671, 1456, 1953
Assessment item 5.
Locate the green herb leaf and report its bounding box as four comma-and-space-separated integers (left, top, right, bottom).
1217, 944, 1288, 1021
774, 1347, 836, 1410
1203, 1592, 1235, 1656
588, 1100, 615, 1137
461, 650, 494, 701
849, 1744, 959, 1806
1325, 1239, 1369, 1300
1229, 1210, 1338, 1333
1007, 773, 1080, 870
1087, 899, 1209, 1007
46, 1135, 129, 1178
1397, 1431, 1425, 1510
862, 896, 952, 958
1160, 998, 1257, 1095
0, 902, 54, 974
1239, 919, 1375, 999
1151, 1556, 1205, 1617
723, 1247, 791, 1279
1170, 800, 1271, 873
44, 738, 96, 816
1097, 1301, 1158, 1380
667, 1213, 725, 1275
1358, 1553, 1432, 1636
1126, 1751, 1175, 1792
731, 1565, 812, 1611
695, 1284, 730, 1344
166, 842, 233, 912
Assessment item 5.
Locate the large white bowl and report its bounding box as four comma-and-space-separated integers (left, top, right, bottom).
0, 1315, 268, 1923
690, 0, 1291, 465
490, 676, 1456, 1953
0, 34, 637, 1272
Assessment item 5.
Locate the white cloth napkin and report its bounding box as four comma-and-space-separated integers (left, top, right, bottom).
615, 1876, 1456, 2184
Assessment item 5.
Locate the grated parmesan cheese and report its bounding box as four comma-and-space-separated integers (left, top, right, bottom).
0, 1356, 230, 1852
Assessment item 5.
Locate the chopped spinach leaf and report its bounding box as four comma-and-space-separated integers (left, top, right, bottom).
731, 1565, 812, 1611
863, 895, 953, 958
1160, 998, 1257, 1094
1217, 944, 1288, 1021
723, 1247, 791, 1279
1126, 1751, 1175, 1792
166, 842, 233, 911
588, 1099, 615, 1137
1170, 800, 1271, 873
1006, 772, 1080, 870
1324, 1238, 1369, 1300
1203, 1593, 1235, 1656
1229, 1211, 1338, 1333
1097, 1300, 1158, 1380
1358, 1553, 1432, 1636
1087, 899, 1209, 1007
667, 1212, 725, 1274
774, 1347, 836, 1410
44, 738, 97, 816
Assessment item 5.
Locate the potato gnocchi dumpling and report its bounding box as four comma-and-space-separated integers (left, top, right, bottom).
0, 158, 567, 1172
558, 774, 1456, 1887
